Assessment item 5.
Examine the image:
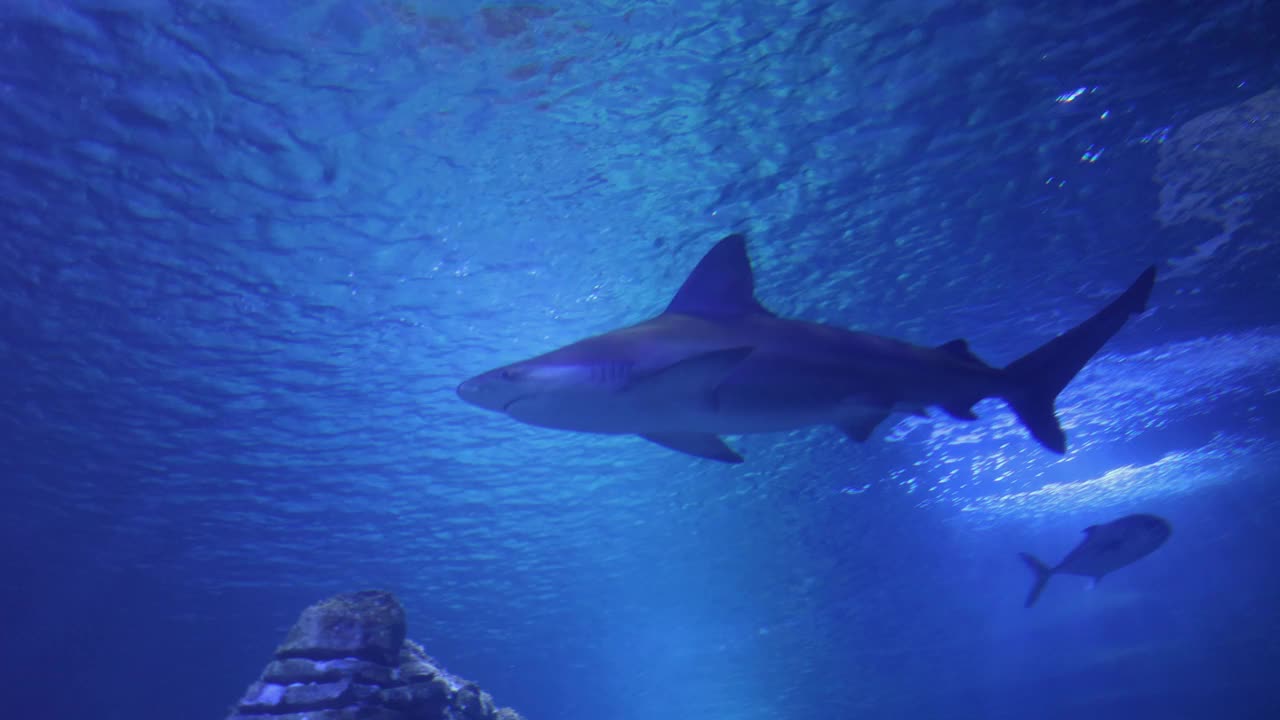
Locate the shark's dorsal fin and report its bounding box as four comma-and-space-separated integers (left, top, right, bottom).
665, 234, 770, 318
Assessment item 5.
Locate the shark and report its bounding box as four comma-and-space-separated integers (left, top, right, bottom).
457, 234, 1156, 463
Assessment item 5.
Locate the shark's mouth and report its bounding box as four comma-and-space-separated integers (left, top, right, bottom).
502, 395, 535, 413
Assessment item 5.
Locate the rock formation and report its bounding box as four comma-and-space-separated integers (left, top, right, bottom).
226, 590, 526, 720
1150, 87, 1280, 276
1154, 87, 1280, 232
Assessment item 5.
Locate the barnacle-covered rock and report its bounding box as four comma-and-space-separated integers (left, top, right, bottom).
226, 590, 525, 720
276, 589, 407, 666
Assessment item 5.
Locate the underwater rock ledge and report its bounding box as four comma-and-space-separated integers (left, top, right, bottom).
227, 590, 526, 720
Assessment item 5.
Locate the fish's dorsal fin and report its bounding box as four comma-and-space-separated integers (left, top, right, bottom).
665, 234, 771, 319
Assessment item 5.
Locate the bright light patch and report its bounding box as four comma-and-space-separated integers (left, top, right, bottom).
1055, 86, 1090, 103
882, 329, 1280, 515
957, 434, 1273, 521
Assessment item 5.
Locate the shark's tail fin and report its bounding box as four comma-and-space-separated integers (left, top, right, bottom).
1002, 266, 1156, 453
1019, 552, 1054, 608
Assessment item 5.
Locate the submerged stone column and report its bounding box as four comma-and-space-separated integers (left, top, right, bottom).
226, 590, 525, 720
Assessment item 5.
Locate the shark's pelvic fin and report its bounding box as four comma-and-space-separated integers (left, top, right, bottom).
640, 432, 744, 463
835, 399, 896, 442
838, 411, 891, 443
627, 347, 754, 409
665, 234, 771, 319
941, 403, 980, 421
1003, 266, 1156, 453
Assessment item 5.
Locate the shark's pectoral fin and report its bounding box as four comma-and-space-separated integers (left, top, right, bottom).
627, 347, 754, 408
640, 433, 744, 463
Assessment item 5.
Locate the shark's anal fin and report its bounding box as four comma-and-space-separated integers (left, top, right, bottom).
627, 347, 754, 410
640, 433, 744, 463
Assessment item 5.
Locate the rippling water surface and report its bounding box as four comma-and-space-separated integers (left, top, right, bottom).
1, 2, 1277, 719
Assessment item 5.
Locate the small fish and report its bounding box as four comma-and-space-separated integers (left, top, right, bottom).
1019, 513, 1172, 607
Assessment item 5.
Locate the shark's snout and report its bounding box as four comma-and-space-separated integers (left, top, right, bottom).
456, 378, 481, 399
456, 370, 529, 413
455, 376, 496, 408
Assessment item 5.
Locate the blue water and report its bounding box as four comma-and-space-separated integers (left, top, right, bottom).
2, 1, 1278, 719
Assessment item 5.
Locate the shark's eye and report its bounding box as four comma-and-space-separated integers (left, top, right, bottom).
500, 367, 523, 381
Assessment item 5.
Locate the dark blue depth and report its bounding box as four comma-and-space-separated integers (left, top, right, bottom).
1, 2, 1278, 720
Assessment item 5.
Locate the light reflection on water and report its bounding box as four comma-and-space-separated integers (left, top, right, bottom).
958, 433, 1273, 524
874, 329, 1280, 516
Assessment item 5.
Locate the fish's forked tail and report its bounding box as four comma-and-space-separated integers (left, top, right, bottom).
1002, 266, 1156, 453
1019, 552, 1053, 608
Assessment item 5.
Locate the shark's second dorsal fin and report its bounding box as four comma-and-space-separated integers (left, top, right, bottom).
665, 234, 770, 318
937, 339, 986, 365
